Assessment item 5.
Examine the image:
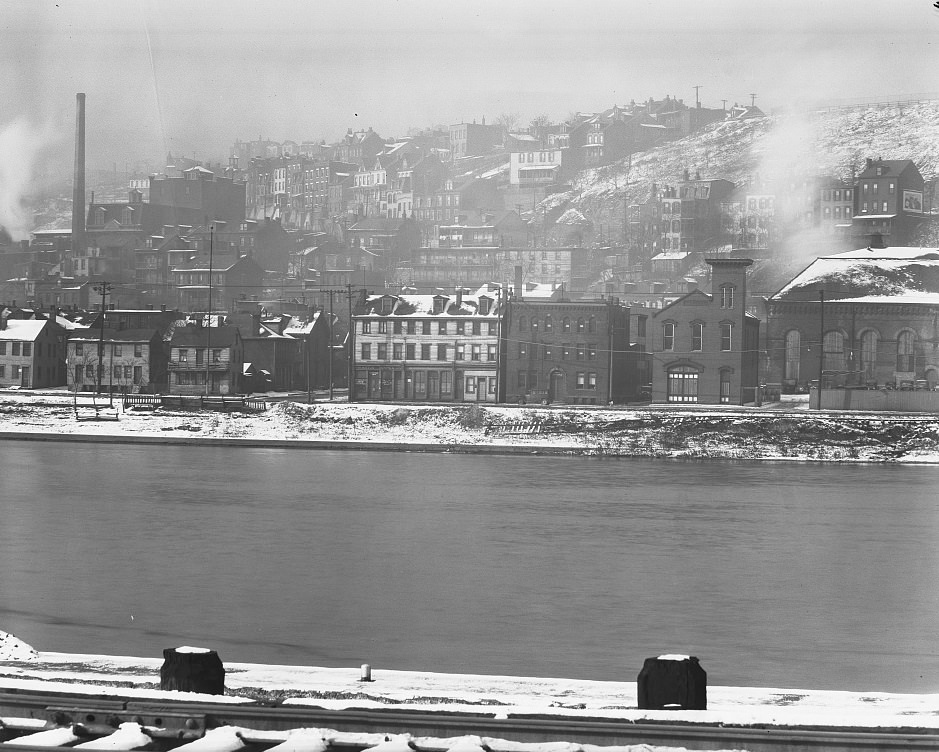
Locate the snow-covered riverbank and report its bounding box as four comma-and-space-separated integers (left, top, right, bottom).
1, 391, 938, 462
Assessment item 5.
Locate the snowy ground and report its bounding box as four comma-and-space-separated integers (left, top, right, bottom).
1, 390, 938, 463
2, 642, 939, 733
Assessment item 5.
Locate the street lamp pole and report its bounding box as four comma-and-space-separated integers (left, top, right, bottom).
816, 288, 825, 409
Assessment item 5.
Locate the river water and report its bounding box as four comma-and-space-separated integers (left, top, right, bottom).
1, 440, 937, 693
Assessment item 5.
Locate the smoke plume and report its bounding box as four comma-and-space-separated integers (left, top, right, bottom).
0, 119, 52, 241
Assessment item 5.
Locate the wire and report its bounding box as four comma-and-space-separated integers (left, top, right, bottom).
139, 0, 169, 164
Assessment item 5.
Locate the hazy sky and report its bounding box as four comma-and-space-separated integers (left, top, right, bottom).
1, 0, 937, 173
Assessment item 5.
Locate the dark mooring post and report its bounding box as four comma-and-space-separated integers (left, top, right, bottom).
160, 646, 225, 694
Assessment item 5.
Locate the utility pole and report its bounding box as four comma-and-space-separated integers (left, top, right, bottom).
327, 289, 335, 400
721, 99, 727, 112
205, 224, 214, 396
693, 85, 702, 108
93, 280, 113, 407
749, 93, 757, 108
816, 289, 825, 410
346, 283, 355, 402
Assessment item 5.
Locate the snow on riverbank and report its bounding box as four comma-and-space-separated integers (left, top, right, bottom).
0, 391, 938, 462
1, 651, 939, 732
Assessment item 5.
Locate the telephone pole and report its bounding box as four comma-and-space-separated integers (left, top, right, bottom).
693, 85, 702, 108
327, 289, 335, 400
347, 283, 355, 402
93, 280, 113, 406
205, 224, 214, 396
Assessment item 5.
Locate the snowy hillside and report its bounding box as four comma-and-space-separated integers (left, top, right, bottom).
542, 100, 939, 237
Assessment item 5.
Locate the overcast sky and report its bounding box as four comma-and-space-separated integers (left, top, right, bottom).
1, 0, 937, 173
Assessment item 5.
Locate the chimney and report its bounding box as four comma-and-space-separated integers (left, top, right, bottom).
71, 93, 86, 257
456, 288, 463, 308
0, 309, 8, 330
515, 265, 523, 302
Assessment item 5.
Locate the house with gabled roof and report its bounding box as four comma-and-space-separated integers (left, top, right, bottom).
0, 312, 67, 388
166, 323, 243, 395
651, 258, 760, 404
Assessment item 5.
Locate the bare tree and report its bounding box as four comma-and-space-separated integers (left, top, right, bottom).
494, 112, 519, 140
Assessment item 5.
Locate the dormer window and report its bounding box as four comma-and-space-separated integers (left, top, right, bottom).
380, 297, 394, 314
433, 297, 446, 314
478, 296, 492, 315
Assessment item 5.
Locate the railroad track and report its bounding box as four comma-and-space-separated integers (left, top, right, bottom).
2, 689, 939, 752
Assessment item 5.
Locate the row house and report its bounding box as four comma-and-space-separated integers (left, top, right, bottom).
413, 178, 504, 245
0, 314, 67, 389
166, 324, 243, 395
651, 258, 760, 404
353, 289, 502, 402
852, 159, 924, 246
170, 255, 265, 312
67, 327, 167, 393
332, 128, 385, 166
766, 245, 939, 393
503, 296, 632, 405
820, 180, 855, 235
448, 121, 500, 160
346, 217, 421, 274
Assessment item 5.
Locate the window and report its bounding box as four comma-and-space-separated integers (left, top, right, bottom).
897, 331, 915, 372
113, 365, 122, 379
465, 376, 476, 394
720, 285, 735, 309
437, 344, 447, 360
487, 344, 497, 361
212, 349, 222, 363
377, 343, 387, 359
518, 342, 527, 358
361, 321, 371, 334
195, 349, 204, 365
720, 323, 732, 351
577, 318, 585, 332
179, 348, 188, 362
437, 321, 448, 334
456, 344, 465, 360
518, 316, 527, 331
441, 371, 452, 394
562, 317, 571, 332
133, 365, 142, 384
456, 321, 465, 335
587, 316, 596, 334
889, 182, 895, 194
361, 343, 371, 360
134, 344, 143, 358
393, 321, 403, 335
414, 370, 426, 397
421, 320, 431, 335
785, 330, 801, 381
882, 201, 888, 213
378, 321, 388, 334
517, 371, 527, 389
406, 321, 416, 335
667, 366, 699, 403
663, 322, 675, 351
380, 298, 393, 314
86, 365, 95, 379
587, 372, 597, 389
561, 344, 571, 360
576, 344, 586, 360
471, 344, 481, 361
823, 330, 845, 372
691, 323, 703, 351
587, 344, 597, 360
544, 315, 553, 332
488, 377, 496, 394
860, 330, 877, 379
543, 346, 553, 360
421, 344, 431, 360
576, 372, 585, 389
472, 321, 481, 335
21, 342, 31, 357
12, 342, 19, 356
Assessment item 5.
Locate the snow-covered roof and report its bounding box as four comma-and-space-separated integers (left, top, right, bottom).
772, 247, 939, 301
854, 214, 897, 220
652, 251, 690, 261
362, 292, 499, 317
0, 320, 47, 341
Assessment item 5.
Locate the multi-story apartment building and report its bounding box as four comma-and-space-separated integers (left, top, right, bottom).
820, 180, 855, 234
448, 121, 500, 160
353, 289, 503, 402
503, 295, 632, 405
852, 158, 925, 246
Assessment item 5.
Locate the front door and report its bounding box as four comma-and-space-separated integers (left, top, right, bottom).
427, 371, 439, 399
20, 366, 29, 388
476, 376, 487, 401
549, 371, 564, 403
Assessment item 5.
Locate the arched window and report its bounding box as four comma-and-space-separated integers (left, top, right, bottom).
518, 316, 527, 332
544, 315, 553, 332
897, 330, 916, 372
576, 318, 585, 333
667, 365, 699, 403
663, 322, 675, 351
823, 331, 845, 372
720, 285, 735, 309
531, 317, 539, 332
587, 316, 596, 333
691, 322, 703, 351
859, 330, 878, 380
562, 317, 571, 332
784, 330, 801, 381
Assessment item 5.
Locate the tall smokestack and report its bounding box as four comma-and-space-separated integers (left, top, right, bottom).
71, 93, 86, 257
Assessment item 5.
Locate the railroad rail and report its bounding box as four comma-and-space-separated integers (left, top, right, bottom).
1, 690, 939, 752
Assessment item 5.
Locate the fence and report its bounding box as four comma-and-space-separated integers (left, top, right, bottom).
123, 394, 268, 413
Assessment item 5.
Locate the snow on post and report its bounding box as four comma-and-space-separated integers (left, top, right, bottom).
160, 645, 225, 695
636, 654, 707, 710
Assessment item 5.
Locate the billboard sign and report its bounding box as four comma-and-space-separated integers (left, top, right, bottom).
902, 190, 923, 213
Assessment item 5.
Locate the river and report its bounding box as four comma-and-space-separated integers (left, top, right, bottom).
1, 440, 937, 693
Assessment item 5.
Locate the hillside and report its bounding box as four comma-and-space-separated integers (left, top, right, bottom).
539, 100, 939, 257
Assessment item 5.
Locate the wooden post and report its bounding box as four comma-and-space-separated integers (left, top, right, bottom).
160, 646, 225, 694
